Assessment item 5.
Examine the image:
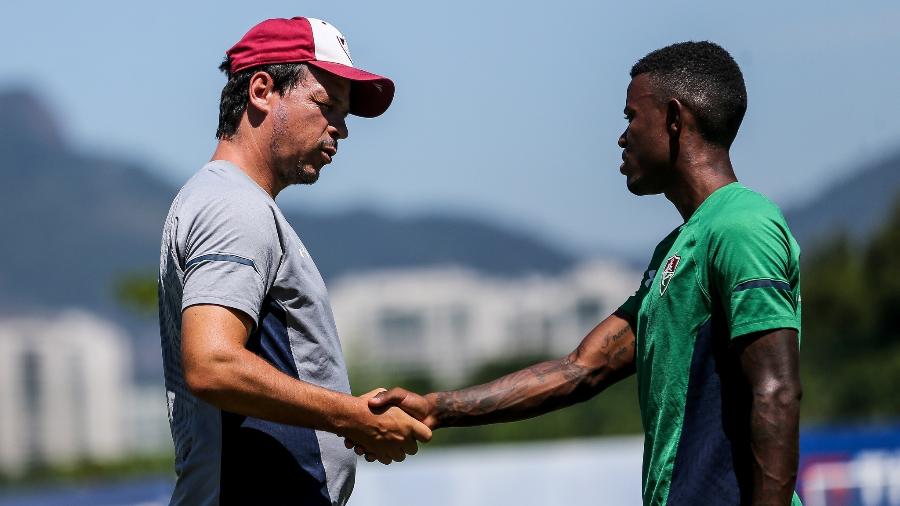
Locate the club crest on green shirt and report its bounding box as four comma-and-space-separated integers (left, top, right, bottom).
660, 254, 681, 295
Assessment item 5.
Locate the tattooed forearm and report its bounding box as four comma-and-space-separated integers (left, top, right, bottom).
433, 358, 590, 427
431, 316, 636, 428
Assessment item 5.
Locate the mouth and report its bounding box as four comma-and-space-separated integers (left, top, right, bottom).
620, 152, 628, 174
321, 147, 337, 164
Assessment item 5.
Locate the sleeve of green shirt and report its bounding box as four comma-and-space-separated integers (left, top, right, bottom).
709, 212, 801, 340
619, 229, 681, 321
619, 270, 651, 320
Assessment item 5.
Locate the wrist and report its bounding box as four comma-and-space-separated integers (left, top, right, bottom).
424, 392, 444, 429
332, 394, 371, 436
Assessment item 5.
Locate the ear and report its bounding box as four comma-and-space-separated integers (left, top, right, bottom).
247, 71, 275, 114
666, 98, 683, 138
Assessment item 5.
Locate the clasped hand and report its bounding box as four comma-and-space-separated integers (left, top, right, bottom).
345, 387, 437, 464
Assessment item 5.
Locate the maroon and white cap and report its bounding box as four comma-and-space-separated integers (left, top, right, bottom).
226, 17, 394, 118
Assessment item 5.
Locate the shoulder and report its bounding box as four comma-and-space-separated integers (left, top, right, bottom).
172, 164, 282, 255
177, 163, 276, 226
702, 185, 791, 241
693, 185, 801, 274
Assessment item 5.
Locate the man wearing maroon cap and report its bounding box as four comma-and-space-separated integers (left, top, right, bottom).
158, 17, 427, 505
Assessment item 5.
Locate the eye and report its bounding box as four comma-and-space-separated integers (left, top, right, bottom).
315, 100, 333, 112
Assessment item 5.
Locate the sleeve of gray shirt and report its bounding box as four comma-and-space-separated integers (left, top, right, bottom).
178, 192, 283, 325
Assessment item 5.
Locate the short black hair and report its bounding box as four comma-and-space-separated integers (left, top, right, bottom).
630, 41, 747, 148
215, 57, 309, 140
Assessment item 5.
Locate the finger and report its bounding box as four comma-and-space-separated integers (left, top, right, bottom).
402, 439, 419, 456
377, 455, 392, 465
365, 453, 377, 463
344, 438, 357, 449
368, 387, 407, 409
359, 387, 388, 401
354, 446, 366, 456
410, 418, 433, 443
388, 446, 406, 463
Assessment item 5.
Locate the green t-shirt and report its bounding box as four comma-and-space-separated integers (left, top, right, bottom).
619, 183, 803, 505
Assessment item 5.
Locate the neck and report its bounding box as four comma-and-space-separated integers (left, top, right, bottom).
664, 147, 737, 221
211, 134, 283, 198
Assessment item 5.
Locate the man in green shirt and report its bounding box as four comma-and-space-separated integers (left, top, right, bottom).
364, 41, 803, 505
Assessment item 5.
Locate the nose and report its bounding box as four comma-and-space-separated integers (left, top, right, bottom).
330, 116, 349, 140
618, 128, 627, 149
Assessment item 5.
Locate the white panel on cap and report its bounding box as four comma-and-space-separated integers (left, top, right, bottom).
308, 18, 354, 67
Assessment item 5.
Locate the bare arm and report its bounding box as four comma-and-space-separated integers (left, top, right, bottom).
181, 304, 431, 463
370, 312, 636, 429
735, 328, 801, 505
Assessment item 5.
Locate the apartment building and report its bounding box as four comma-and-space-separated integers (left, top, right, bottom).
330, 260, 638, 385
0, 312, 131, 474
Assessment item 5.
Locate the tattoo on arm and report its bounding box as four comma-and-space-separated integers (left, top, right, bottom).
433, 316, 636, 428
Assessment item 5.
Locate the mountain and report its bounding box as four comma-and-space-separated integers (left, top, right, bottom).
4, 86, 898, 318
0, 90, 177, 314
783, 150, 900, 250
285, 209, 575, 280
0, 89, 577, 318
2, 87, 899, 383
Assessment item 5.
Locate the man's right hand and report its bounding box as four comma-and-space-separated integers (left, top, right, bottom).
341, 388, 433, 465
181, 306, 432, 465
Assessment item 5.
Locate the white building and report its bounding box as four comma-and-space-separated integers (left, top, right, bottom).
0, 311, 132, 475
330, 260, 638, 385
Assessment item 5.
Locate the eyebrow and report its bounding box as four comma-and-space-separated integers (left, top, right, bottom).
312, 88, 350, 114
319, 90, 350, 111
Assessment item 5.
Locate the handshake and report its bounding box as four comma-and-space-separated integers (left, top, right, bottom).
342, 387, 438, 465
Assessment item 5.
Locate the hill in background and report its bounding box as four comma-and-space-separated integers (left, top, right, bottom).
0, 89, 577, 319
3, 87, 900, 339
3, 87, 900, 314
784, 151, 900, 249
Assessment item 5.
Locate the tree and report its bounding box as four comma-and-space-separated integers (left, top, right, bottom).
800, 193, 900, 420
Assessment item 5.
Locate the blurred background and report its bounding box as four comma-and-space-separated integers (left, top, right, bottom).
2, 1, 899, 505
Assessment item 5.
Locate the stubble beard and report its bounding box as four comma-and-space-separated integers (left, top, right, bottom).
270, 114, 321, 187
291, 138, 338, 186
290, 161, 321, 186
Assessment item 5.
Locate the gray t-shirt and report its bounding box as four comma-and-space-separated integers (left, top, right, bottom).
158, 160, 356, 506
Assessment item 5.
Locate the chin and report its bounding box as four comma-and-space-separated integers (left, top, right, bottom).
625, 175, 663, 196
291, 165, 321, 186
297, 173, 320, 185
625, 175, 646, 196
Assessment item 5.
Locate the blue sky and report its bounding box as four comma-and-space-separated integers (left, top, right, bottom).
3, 1, 899, 256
